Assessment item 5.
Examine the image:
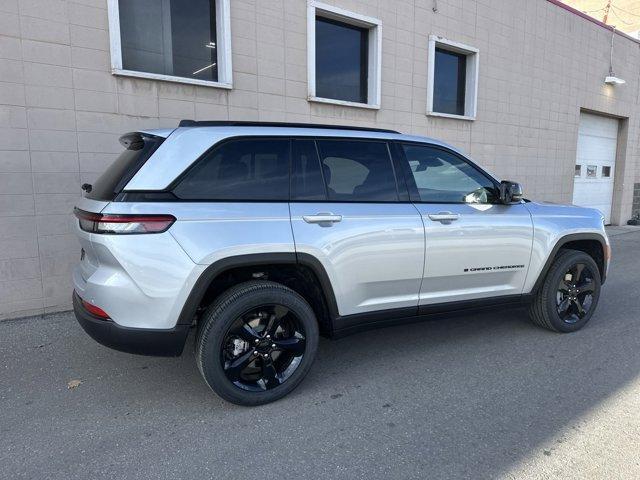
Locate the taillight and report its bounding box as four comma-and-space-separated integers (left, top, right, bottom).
81, 298, 110, 319
74, 208, 175, 234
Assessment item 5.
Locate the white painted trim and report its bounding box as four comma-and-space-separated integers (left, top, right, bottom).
307, 1, 382, 108
425, 111, 476, 121
111, 69, 233, 89
308, 95, 380, 110
426, 35, 479, 120
106, 0, 233, 88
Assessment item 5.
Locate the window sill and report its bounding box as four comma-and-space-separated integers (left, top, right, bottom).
308, 96, 380, 110
426, 111, 476, 121
112, 69, 233, 89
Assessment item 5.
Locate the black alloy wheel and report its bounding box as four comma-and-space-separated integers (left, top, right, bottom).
221, 305, 307, 391
556, 262, 597, 324
196, 280, 319, 406
529, 248, 602, 333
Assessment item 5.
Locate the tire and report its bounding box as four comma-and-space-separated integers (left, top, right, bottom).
529, 249, 601, 333
196, 280, 319, 406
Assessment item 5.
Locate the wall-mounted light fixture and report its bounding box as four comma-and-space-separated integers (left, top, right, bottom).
605, 75, 626, 85
605, 27, 625, 85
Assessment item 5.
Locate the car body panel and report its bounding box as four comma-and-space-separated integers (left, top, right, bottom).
522, 201, 609, 292
414, 202, 534, 303
290, 202, 424, 316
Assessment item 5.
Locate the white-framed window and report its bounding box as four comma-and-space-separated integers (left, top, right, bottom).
307, 1, 381, 109
427, 35, 479, 120
107, 0, 232, 89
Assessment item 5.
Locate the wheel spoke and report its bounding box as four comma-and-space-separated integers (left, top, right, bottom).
577, 279, 595, 294
231, 322, 261, 343
572, 298, 587, 318
224, 350, 255, 382
260, 357, 280, 390
558, 281, 572, 294
273, 336, 306, 356
557, 297, 570, 317
264, 313, 279, 337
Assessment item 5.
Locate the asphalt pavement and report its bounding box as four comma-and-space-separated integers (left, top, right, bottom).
2, 228, 640, 480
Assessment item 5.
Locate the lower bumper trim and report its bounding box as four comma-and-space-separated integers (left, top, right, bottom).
73, 291, 190, 357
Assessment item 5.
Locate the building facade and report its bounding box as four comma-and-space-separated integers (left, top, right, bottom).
1, 0, 639, 319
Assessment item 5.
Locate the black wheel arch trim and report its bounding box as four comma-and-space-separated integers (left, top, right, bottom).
530, 232, 607, 294
176, 252, 340, 332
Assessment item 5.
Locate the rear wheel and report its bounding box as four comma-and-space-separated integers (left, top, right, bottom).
529, 249, 601, 332
196, 281, 319, 406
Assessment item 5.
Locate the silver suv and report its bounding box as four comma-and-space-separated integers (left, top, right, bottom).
73, 121, 610, 405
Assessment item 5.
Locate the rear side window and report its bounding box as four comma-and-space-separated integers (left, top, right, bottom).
173, 138, 289, 201
316, 140, 398, 202
86, 133, 163, 201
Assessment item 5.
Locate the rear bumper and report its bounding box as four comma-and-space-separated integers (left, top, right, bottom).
73, 291, 190, 357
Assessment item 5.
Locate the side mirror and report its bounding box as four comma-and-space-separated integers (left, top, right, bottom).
499, 180, 523, 204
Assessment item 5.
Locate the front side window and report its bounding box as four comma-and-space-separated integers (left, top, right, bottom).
308, 2, 381, 108
109, 0, 232, 86
173, 138, 289, 201
401, 144, 497, 204
316, 140, 397, 202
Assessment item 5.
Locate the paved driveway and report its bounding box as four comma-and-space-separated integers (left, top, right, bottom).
2, 229, 640, 479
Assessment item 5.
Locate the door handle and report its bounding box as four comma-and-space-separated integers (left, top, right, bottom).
428, 212, 460, 224
302, 213, 342, 224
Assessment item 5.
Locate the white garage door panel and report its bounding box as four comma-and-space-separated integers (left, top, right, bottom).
573, 112, 617, 224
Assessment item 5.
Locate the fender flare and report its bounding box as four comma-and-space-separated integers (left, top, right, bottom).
176, 252, 339, 325
530, 232, 608, 294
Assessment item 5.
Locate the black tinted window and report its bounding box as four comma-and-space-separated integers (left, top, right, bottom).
315, 17, 368, 104
87, 133, 163, 201
291, 140, 326, 201
174, 138, 289, 200
402, 144, 497, 204
433, 48, 466, 116
316, 140, 397, 202
119, 0, 218, 82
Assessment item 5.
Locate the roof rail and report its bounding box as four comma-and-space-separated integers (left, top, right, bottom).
177, 120, 400, 134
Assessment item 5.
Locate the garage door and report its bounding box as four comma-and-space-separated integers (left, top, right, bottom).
572, 112, 618, 224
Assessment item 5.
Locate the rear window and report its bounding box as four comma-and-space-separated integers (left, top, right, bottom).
173, 138, 290, 201
86, 133, 163, 201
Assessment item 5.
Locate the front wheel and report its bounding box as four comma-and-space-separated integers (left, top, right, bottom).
529, 249, 601, 332
196, 281, 319, 406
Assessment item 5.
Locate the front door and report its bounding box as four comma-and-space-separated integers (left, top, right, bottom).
397, 143, 533, 305
289, 138, 425, 318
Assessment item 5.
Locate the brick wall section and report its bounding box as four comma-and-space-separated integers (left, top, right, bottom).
0, 0, 638, 319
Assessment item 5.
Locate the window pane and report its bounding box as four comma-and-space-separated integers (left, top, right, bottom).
87, 134, 163, 201
602, 166, 611, 178
402, 144, 497, 204
316, 140, 397, 202
119, 0, 218, 82
575, 165, 582, 177
315, 17, 368, 104
174, 139, 289, 200
586, 165, 597, 178
291, 140, 327, 201
433, 48, 466, 116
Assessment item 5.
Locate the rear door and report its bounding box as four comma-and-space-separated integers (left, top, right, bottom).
289, 138, 424, 320
396, 142, 533, 306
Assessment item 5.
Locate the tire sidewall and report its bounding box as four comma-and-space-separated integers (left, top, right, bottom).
198, 283, 319, 406
543, 251, 601, 333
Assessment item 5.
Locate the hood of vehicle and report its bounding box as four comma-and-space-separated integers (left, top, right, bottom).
525, 201, 605, 222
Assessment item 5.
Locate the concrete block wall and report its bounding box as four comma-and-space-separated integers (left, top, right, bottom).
0, 0, 638, 319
